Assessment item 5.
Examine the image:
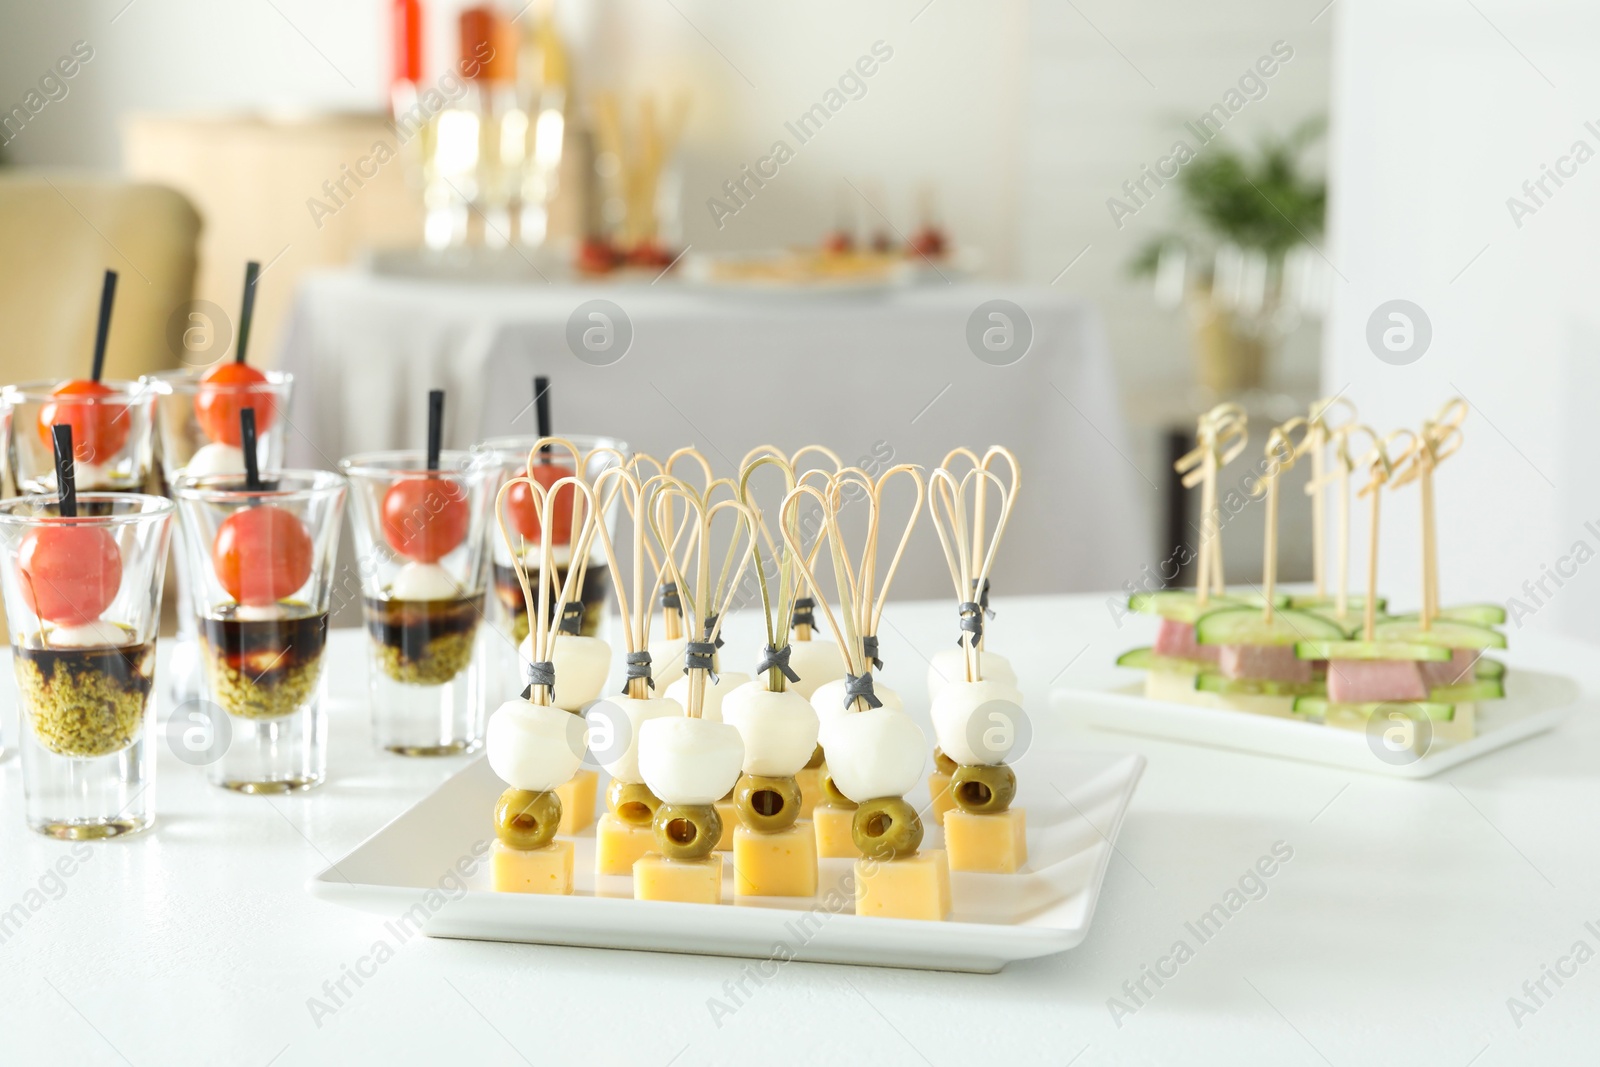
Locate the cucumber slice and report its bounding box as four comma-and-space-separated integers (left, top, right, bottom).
1194, 607, 1347, 646
1389, 604, 1507, 627
1292, 697, 1457, 722
1372, 619, 1507, 650
1288, 594, 1389, 613
1294, 641, 1450, 662
1475, 658, 1506, 681
1197, 672, 1324, 697
1429, 678, 1505, 703
1127, 590, 1244, 622
1116, 647, 1210, 675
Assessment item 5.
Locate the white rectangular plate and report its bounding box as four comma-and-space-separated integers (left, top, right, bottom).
307, 749, 1144, 973
1054, 670, 1579, 779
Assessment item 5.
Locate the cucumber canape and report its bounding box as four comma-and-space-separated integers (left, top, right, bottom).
1371, 618, 1507, 650
1429, 677, 1505, 703
1475, 658, 1506, 681
1288, 594, 1388, 613
1127, 590, 1246, 622
1197, 672, 1325, 697
1194, 607, 1346, 646
1293, 640, 1451, 662
1115, 646, 1210, 676
1291, 696, 1457, 722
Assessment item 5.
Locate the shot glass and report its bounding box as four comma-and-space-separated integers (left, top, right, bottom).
3, 379, 158, 493
339, 450, 496, 755
473, 434, 630, 704
146, 369, 296, 707
0, 493, 174, 838
174, 470, 346, 792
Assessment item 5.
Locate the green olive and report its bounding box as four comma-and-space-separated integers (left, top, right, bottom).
734, 774, 800, 832
607, 779, 660, 826
495, 788, 561, 850
652, 802, 722, 861
950, 762, 1016, 814
805, 744, 825, 769
933, 747, 957, 775
818, 762, 857, 810
851, 797, 923, 860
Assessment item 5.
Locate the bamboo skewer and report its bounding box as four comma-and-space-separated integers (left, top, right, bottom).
929, 463, 1013, 683
1304, 396, 1356, 601
1252, 418, 1311, 625
1175, 404, 1247, 606
1392, 399, 1467, 630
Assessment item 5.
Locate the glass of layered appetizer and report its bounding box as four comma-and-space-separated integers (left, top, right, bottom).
174, 463, 346, 792
0, 485, 173, 837
341, 398, 496, 755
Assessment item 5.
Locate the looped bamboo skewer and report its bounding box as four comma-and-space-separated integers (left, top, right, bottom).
1304, 396, 1358, 600
1304, 422, 1381, 623
645, 476, 756, 719
628, 452, 700, 641
935, 446, 1020, 643
1391, 398, 1468, 629
830, 464, 925, 679
520, 436, 626, 632
1250, 416, 1313, 623
738, 452, 804, 691
928, 464, 1013, 684
1175, 404, 1248, 605
588, 466, 679, 699
1355, 429, 1417, 642
495, 471, 598, 706
780, 477, 877, 710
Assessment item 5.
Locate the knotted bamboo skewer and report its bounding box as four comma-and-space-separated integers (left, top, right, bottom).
1175, 404, 1247, 604
1391, 399, 1467, 630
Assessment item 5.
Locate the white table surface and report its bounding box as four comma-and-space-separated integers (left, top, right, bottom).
0, 593, 1596, 1067
276, 271, 1153, 603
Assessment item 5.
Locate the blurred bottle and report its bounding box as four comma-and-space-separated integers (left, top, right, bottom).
516, 4, 569, 249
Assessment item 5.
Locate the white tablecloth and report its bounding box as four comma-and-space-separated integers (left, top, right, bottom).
1, 593, 1596, 1066
277, 271, 1152, 601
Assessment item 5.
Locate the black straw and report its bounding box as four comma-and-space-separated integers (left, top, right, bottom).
236, 260, 260, 364
52, 425, 77, 518
534, 376, 551, 457
91, 269, 117, 383
426, 390, 443, 472
240, 408, 262, 491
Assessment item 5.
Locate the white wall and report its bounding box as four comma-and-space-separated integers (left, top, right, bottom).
1323, 0, 1600, 641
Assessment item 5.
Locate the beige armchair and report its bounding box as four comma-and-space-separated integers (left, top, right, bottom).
0, 173, 199, 383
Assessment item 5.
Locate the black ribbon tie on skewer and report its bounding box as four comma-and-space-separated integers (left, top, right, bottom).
622, 650, 655, 692
756, 644, 801, 683
844, 671, 883, 710
685, 641, 719, 684
861, 634, 883, 670
790, 597, 815, 629
556, 601, 584, 635
521, 660, 556, 700
957, 600, 984, 646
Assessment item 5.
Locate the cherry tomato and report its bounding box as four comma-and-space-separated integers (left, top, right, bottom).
381, 476, 469, 562
36, 380, 131, 464
195, 362, 277, 446
18, 524, 123, 626
212, 505, 313, 605
504, 461, 574, 544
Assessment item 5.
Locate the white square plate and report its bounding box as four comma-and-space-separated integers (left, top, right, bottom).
1054, 669, 1579, 779
307, 749, 1145, 973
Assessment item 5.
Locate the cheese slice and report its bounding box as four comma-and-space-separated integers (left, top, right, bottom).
944, 808, 1028, 873
854, 849, 950, 920
492, 839, 575, 894
634, 852, 723, 905
733, 822, 818, 897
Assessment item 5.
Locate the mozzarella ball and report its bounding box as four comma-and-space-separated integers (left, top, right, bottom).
390, 561, 460, 601
585, 694, 681, 783
930, 678, 1026, 766
817, 707, 926, 803
73, 460, 112, 490
926, 647, 1017, 702
664, 670, 751, 723
45, 620, 130, 648
553, 634, 612, 712
811, 677, 903, 727
785, 638, 846, 699
638, 717, 745, 805
648, 636, 688, 689
185, 442, 245, 478
486, 699, 585, 792
721, 681, 819, 777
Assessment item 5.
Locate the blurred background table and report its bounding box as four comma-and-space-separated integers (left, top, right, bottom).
278, 271, 1153, 603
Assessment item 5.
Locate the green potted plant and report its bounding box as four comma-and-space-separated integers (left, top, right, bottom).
1131, 117, 1327, 394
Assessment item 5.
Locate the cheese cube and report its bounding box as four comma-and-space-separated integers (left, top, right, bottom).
795, 766, 822, 818
928, 771, 955, 826
714, 800, 736, 851
944, 808, 1028, 873
492, 839, 575, 894
634, 853, 723, 904
733, 822, 818, 897
1432, 702, 1477, 744
854, 849, 950, 920
813, 804, 861, 858
596, 812, 657, 876
556, 769, 598, 836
